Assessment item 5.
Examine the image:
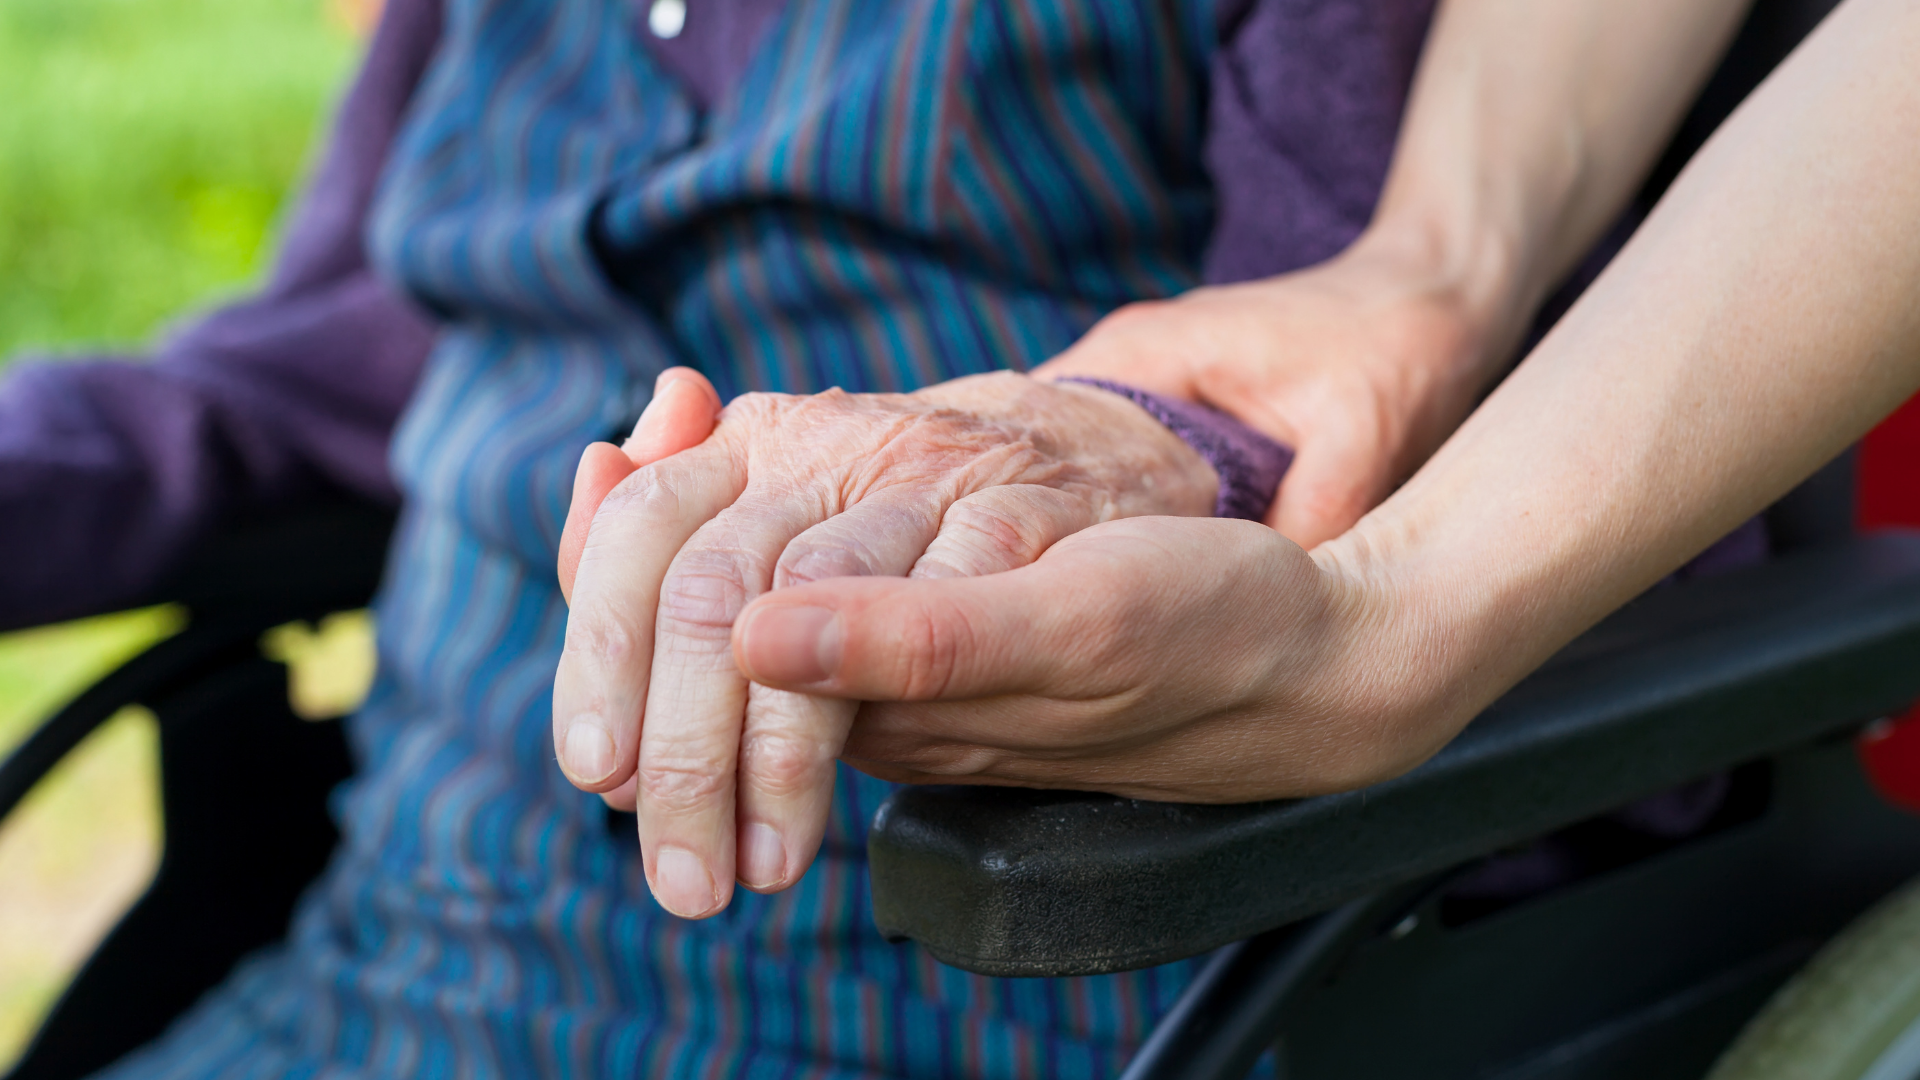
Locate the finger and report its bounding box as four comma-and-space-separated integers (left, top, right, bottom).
623, 367, 722, 466
773, 486, 948, 586
551, 438, 746, 795
600, 775, 638, 812
732, 685, 853, 892
730, 487, 949, 895
1267, 427, 1389, 549
557, 368, 720, 602
638, 493, 828, 918
558, 443, 637, 604
910, 484, 1100, 579
732, 566, 1067, 701
733, 522, 1254, 701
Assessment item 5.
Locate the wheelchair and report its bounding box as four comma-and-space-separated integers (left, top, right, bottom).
5, 0, 1918, 1076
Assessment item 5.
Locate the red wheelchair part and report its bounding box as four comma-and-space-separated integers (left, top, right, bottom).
1858, 390, 1920, 812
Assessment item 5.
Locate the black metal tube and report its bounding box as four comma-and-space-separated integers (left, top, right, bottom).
1120, 893, 1405, 1080
0, 619, 258, 821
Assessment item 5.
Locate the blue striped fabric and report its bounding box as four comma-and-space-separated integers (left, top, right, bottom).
97, 0, 1253, 1076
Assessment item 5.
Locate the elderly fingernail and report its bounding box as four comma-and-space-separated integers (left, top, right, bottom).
738, 823, 788, 890
654, 846, 720, 918
740, 605, 841, 684
561, 718, 617, 784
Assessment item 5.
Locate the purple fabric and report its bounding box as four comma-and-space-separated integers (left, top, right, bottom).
0, 0, 441, 631
1203, 0, 1439, 284
1057, 377, 1294, 520
635, 0, 790, 111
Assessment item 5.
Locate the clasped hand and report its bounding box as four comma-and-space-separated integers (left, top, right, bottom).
552, 369, 1222, 918
554, 237, 1500, 919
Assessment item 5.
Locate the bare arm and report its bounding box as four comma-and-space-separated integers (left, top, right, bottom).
1355, 0, 1920, 744
1375, 0, 1759, 348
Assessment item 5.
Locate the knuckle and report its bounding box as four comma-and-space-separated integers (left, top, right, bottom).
598, 467, 685, 522
562, 613, 635, 664
739, 730, 829, 799
943, 499, 1043, 562
778, 499, 931, 585
637, 753, 730, 813
722, 392, 790, 426
738, 389, 846, 444
778, 542, 874, 586
656, 558, 753, 639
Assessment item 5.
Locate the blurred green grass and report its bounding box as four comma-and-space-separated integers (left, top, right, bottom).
0, 0, 360, 1066
0, 0, 358, 359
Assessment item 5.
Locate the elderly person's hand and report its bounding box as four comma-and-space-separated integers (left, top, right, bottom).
551, 366, 1218, 918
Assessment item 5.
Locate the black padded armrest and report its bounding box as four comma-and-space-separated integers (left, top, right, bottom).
0, 501, 394, 824
868, 531, 1920, 977
146, 499, 397, 622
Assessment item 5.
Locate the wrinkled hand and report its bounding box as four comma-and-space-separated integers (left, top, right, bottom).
1038, 237, 1507, 548
731, 517, 1448, 801
552, 368, 1217, 917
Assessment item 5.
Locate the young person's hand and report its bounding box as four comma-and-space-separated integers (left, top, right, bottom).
1037, 235, 1505, 549
734, 516, 1442, 800
551, 367, 1217, 918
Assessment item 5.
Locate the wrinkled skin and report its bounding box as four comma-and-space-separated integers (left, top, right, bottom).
552, 368, 1217, 918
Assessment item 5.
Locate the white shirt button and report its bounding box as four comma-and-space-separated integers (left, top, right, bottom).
648, 0, 686, 39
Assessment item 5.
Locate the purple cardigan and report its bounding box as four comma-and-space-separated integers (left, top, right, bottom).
0, 0, 1434, 631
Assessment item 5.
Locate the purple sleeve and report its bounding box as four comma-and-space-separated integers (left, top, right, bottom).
0, 0, 444, 632
1056, 377, 1293, 521
1204, 0, 1438, 285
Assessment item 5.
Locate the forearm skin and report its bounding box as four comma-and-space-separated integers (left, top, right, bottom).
1360, 0, 1755, 378
1332, 0, 1920, 769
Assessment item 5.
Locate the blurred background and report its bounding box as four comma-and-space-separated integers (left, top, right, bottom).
0, 0, 377, 1066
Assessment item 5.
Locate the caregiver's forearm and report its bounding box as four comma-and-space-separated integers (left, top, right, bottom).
1362, 0, 1752, 363
1337, 0, 1920, 734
